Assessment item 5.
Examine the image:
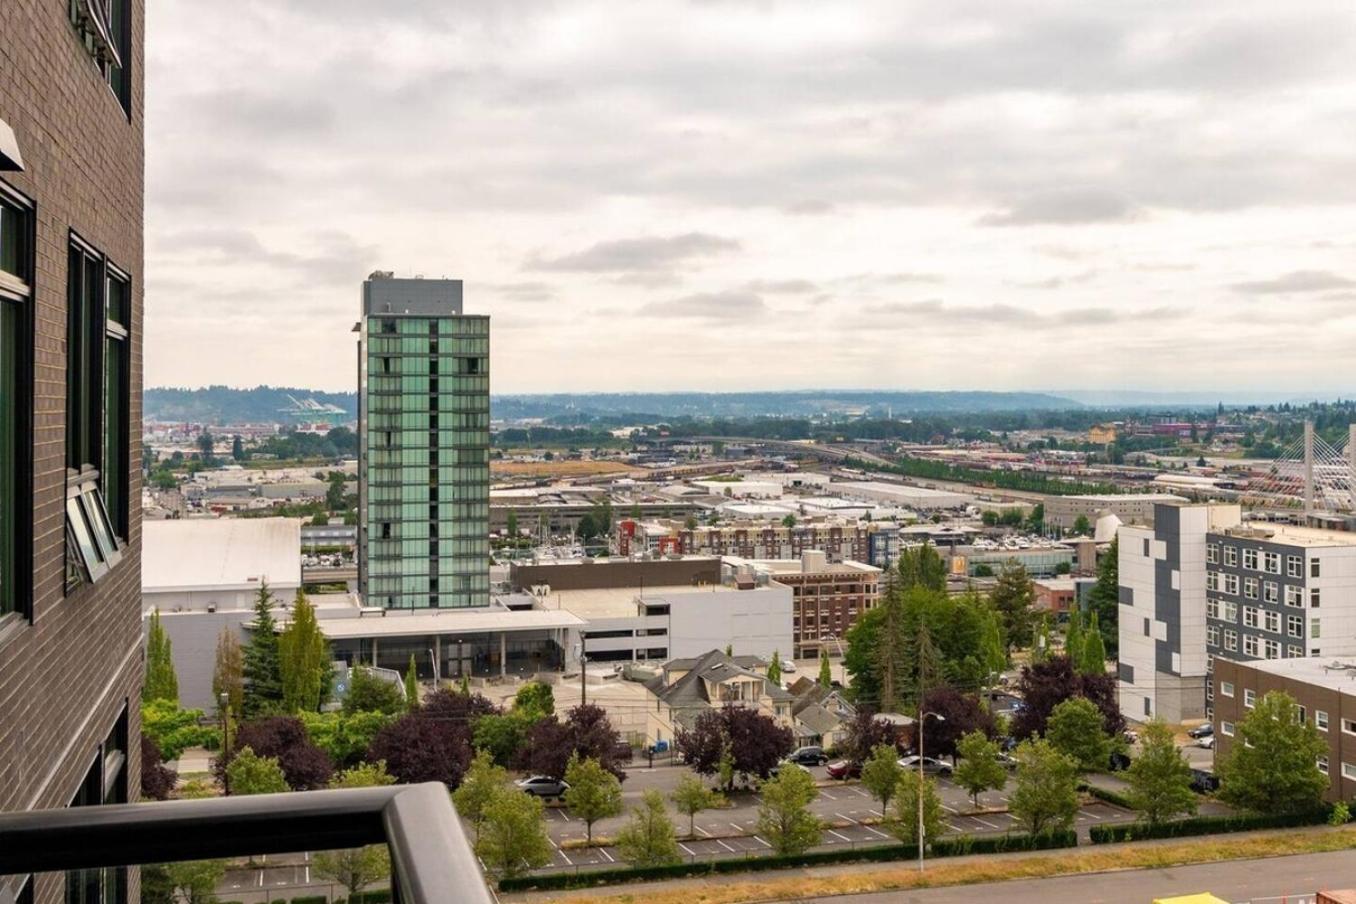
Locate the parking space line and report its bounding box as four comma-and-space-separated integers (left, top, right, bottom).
971, 816, 1000, 830
827, 829, 851, 842
753, 835, 771, 848
820, 789, 838, 800
716, 839, 736, 853
850, 787, 872, 798
599, 848, 615, 863
730, 822, 744, 833
678, 842, 694, 856
695, 825, 710, 836
558, 848, 573, 866
558, 810, 571, 821
941, 804, 957, 813
1080, 809, 1102, 821
948, 822, 966, 832
862, 823, 889, 839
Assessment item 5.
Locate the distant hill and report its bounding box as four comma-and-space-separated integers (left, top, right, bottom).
146, 386, 357, 424
145, 387, 1082, 424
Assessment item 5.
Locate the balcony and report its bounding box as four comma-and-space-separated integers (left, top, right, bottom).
0, 783, 490, 904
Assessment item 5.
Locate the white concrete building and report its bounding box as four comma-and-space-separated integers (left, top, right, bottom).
1117, 502, 1241, 724
143, 517, 303, 612
830, 481, 972, 510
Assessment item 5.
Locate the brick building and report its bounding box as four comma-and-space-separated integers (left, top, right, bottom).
1, 1, 145, 902
726, 553, 881, 657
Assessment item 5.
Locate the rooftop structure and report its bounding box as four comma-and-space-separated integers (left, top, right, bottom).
142, 517, 302, 607
830, 481, 972, 509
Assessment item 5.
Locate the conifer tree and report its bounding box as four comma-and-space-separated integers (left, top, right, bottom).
818, 649, 832, 688
1081, 613, 1107, 675
143, 609, 179, 705
212, 628, 244, 718
403, 654, 420, 711
243, 581, 284, 718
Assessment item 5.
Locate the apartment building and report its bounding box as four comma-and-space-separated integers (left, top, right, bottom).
1117, 503, 1242, 724
1212, 657, 1356, 803
357, 273, 491, 609
1047, 493, 1188, 530
726, 553, 881, 657
1203, 524, 1356, 718
674, 520, 872, 561
1, 1, 145, 901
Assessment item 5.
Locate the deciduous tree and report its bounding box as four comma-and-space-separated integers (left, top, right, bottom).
1081, 612, 1106, 675
676, 706, 794, 789
1011, 655, 1124, 740
953, 730, 1007, 809
212, 628, 244, 719
300, 710, 393, 768
454, 750, 512, 842
912, 686, 995, 761
837, 709, 899, 767
1126, 720, 1197, 824
403, 653, 419, 711
671, 774, 724, 838
756, 765, 823, 855
218, 716, 334, 790
225, 746, 289, 796
279, 589, 330, 713
1087, 537, 1119, 656
367, 711, 473, 788
143, 609, 179, 705
477, 786, 553, 879
887, 770, 944, 846
314, 762, 395, 899
616, 790, 681, 867
1218, 691, 1328, 815
1009, 739, 1079, 836
343, 666, 405, 716
519, 703, 627, 781
140, 734, 178, 801
514, 681, 555, 720
563, 754, 623, 844
860, 744, 903, 817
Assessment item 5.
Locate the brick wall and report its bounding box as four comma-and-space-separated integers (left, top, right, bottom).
0, 0, 145, 899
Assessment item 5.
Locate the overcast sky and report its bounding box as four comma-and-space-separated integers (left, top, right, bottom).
145, 1, 1356, 395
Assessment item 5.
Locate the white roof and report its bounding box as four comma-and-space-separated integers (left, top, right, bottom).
298, 607, 585, 640
142, 517, 303, 592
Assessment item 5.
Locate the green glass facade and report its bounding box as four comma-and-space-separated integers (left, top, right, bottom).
359, 289, 490, 609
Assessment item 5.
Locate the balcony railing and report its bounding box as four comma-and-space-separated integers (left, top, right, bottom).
0, 782, 491, 904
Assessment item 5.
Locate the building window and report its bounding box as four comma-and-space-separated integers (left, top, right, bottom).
1288, 644, 1303, 658
1264, 551, 1280, 574
1243, 548, 1258, 570
65, 239, 127, 587
68, 0, 133, 113
1287, 614, 1303, 637
1342, 718, 1356, 736
0, 182, 33, 622
1243, 607, 1259, 629
1285, 585, 1303, 607
1224, 574, 1240, 596
1224, 546, 1237, 567
1207, 571, 1220, 592
1287, 555, 1302, 578
1243, 688, 1256, 708
1244, 577, 1259, 600
1264, 581, 1279, 604
1344, 763, 1356, 782
1243, 634, 1258, 657
1225, 629, 1238, 652
1312, 618, 1322, 639
1207, 625, 1220, 647
1312, 558, 1322, 578
1221, 721, 1235, 736
1207, 543, 1218, 564
1223, 600, 1238, 622
1220, 681, 1234, 698
1207, 598, 1220, 619
66, 706, 128, 903
1265, 610, 1279, 634
1311, 588, 1321, 608
1318, 756, 1329, 773
1318, 710, 1329, 731
1264, 639, 1279, 659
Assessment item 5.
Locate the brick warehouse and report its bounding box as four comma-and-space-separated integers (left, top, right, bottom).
0, 0, 145, 902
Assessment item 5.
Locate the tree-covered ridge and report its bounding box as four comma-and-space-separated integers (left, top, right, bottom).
146, 385, 357, 424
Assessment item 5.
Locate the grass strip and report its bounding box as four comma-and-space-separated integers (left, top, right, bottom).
533, 825, 1356, 904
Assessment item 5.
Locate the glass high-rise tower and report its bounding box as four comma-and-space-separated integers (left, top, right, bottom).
358, 272, 491, 609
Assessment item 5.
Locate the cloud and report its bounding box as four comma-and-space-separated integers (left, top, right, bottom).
1230, 270, 1356, 295
487, 281, 557, 302
526, 233, 740, 273
783, 200, 835, 215
979, 190, 1142, 226
640, 290, 766, 319
1013, 270, 1097, 290
745, 279, 819, 294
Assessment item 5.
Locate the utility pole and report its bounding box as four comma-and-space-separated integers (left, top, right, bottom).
579, 632, 587, 707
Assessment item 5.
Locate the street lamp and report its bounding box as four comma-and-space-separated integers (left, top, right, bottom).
917, 711, 945, 872
219, 692, 232, 794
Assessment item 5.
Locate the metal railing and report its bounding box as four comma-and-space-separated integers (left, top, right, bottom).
0, 783, 491, 904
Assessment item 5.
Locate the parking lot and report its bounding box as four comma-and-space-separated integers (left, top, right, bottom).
531, 764, 1139, 872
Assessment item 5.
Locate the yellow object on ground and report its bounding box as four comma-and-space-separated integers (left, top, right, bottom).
1153, 895, 1231, 904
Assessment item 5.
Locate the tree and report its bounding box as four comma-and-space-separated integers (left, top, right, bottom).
978, 613, 1006, 688
344, 666, 406, 716
368, 711, 473, 788
1009, 739, 1079, 836
403, 654, 420, 711
143, 609, 179, 705
838, 710, 899, 768
1064, 609, 1084, 663
1126, 720, 1197, 824
242, 582, 284, 718
325, 471, 347, 512
767, 651, 782, 685
756, 764, 823, 855
913, 686, 995, 761
314, 762, 395, 899
577, 513, 599, 543
1031, 614, 1051, 664
519, 703, 627, 782
676, 706, 794, 789
564, 754, 624, 844
1087, 537, 1119, 656
474, 712, 533, 767
616, 790, 681, 867
514, 681, 555, 720
860, 744, 903, 817
279, 589, 330, 713
953, 730, 1006, 809
212, 628, 244, 719
196, 431, 215, 464
477, 786, 553, 879
981, 510, 999, 527
990, 560, 1034, 652
161, 859, 227, 904
231, 435, 245, 461
455, 750, 513, 842
505, 509, 519, 539
898, 541, 947, 592
782, 514, 797, 528
886, 770, 944, 846
1081, 612, 1107, 675
1072, 514, 1092, 535
818, 650, 832, 688
219, 715, 334, 790
141, 699, 217, 761
141, 734, 178, 801
1218, 691, 1329, 815
301, 711, 393, 767
1011, 655, 1124, 740
1027, 503, 1045, 533
671, 774, 724, 838
226, 746, 289, 795
1045, 697, 1111, 771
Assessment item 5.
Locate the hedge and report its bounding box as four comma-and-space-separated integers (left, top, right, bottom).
289, 897, 328, 904
498, 831, 1077, 892
1088, 808, 1332, 844
1080, 782, 1136, 811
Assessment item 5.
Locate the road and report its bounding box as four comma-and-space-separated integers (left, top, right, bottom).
796, 847, 1356, 903
537, 764, 1138, 872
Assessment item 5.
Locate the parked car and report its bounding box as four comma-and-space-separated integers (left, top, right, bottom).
769, 761, 808, 778
1108, 751, 1131, 772
826, 760, 861, 780
1190, 769, 1221, 794
897, 755, 953, 776
784, 746, 828, 766
1188, 723, 1214, 739
995, 751, 1019, 770
1196, 735, 1215, 750
515, 775, 569, 798
782, 659, 798, 673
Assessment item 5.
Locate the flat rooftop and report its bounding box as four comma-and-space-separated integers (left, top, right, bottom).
1216, 522, 1356, 548
282, 607, 584, 640
1227, 656, 1356, 694
549, 582, 781, 619
726, 556, 881, 576
1059, 493, 1188, 503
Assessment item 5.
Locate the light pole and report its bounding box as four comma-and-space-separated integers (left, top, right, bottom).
219, 692, 232, 794
917, 711, 945, 872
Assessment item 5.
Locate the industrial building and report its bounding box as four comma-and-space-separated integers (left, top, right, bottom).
1046, 493, 1188, 530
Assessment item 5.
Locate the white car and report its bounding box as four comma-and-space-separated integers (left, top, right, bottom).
897, 755, 953, 776
1196, 735, 1215, 750
781, 659, 797, 673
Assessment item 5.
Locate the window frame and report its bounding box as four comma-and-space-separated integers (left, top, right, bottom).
0, 179, 35, 628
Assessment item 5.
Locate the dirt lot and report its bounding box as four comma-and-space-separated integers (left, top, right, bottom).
491, 460, 635, 479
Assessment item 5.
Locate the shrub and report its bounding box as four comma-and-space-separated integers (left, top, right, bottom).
1331, 802, 1351, 826
1088, 808, 1331, 844
289, 897, 328, 904
1079, 782, 1135, 810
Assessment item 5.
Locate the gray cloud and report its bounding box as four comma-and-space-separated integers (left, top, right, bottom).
527, 233, 740, 273
979, 190, 1141, 227
1231, 270, 1356, 294
745, 279, 818, 294
640, 290, 766, 319
1013, 270, 1098, 290
487, 281, 557, 302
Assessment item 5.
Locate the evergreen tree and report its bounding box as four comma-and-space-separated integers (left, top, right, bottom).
818, 649, 833, 688
1081, 613, 1107, 675
898, 541, 947, 592
143, 609, 179, 705
242, 582, 284, 718
403, 654, 420, 711
990, 560, 1035, 653
1031, 614, 1050, 664
1064, 609, 1084, 662
767, 651, 782, 685
1087, 537, 1119, 656
279, 589, 330, 713
212, 628, 244, 718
